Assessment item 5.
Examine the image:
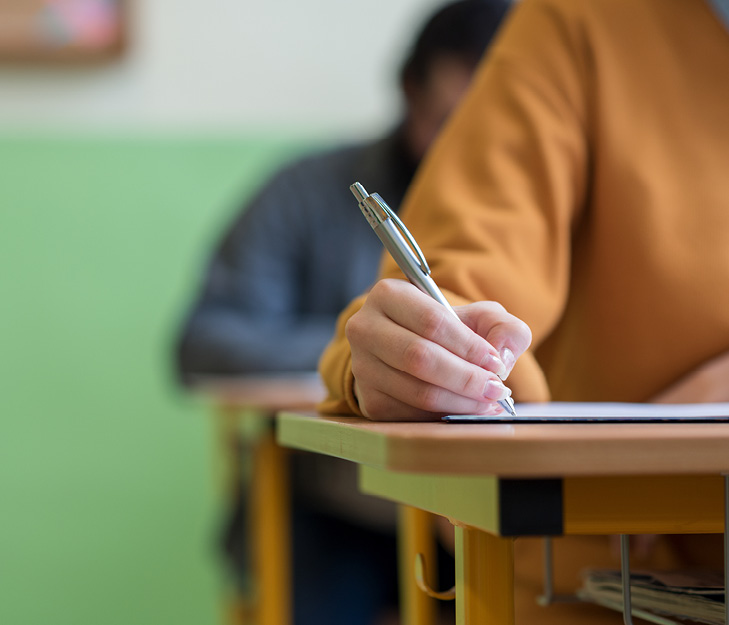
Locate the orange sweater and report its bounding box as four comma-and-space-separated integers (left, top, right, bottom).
320, 0, 729, 416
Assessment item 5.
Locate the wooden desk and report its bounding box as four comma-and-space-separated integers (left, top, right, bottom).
277, 413, 729, 625
194, 373, 326, 625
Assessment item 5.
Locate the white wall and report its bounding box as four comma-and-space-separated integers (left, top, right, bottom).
0, 0, 445, 139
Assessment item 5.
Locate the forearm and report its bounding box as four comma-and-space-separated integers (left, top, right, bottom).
651, 351, 729, 404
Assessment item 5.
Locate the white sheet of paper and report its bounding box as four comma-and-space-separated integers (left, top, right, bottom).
515, 402, 729, 417
443, 402, 729, 422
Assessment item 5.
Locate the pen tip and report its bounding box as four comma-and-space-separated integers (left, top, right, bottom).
501, 397, 517, 417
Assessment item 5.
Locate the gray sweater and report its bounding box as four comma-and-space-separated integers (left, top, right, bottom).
177, 130, 415, 378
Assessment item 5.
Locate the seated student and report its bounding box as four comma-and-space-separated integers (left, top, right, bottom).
175, 2, 512, 624
319, 0, 729, 623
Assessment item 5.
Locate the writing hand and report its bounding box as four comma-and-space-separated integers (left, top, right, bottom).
345, 279, 531, 421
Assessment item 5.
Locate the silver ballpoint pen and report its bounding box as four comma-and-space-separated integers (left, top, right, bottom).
350, 181, 517, 417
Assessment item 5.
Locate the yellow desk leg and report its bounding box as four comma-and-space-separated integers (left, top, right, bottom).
216, 405, 245, 502
251, 427, 291, 625
399, 506, 438, 625
215, 405, 253, 624
455, 526, 514, 625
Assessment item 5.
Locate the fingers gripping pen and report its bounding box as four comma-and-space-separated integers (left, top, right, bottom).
350, 182, 517, 417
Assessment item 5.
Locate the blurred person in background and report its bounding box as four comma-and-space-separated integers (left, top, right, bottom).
318, 0, 729, 623
175, 1, 512, 624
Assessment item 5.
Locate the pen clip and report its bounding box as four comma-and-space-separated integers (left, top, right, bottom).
370, 194, 431, 277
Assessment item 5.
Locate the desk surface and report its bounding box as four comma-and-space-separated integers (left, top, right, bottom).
278, 412, 729, 477
191, 372, 326, 411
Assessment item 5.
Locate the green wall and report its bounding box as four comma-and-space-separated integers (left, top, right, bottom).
0, 135, 313, 625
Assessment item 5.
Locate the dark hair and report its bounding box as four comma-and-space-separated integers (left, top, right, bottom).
400, 0, 512, 87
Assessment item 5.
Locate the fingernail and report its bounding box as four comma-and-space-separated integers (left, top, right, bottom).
484, 379, 511, 401
483, 354, 506, 378
499, 347, 516, 378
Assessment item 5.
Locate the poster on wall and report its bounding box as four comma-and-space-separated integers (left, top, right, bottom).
0, 0, 126, 62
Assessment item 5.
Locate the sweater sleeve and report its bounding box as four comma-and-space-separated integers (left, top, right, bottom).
318, 0, 588, 414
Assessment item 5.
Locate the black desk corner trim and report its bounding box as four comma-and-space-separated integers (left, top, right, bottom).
498, 478, 563, 536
